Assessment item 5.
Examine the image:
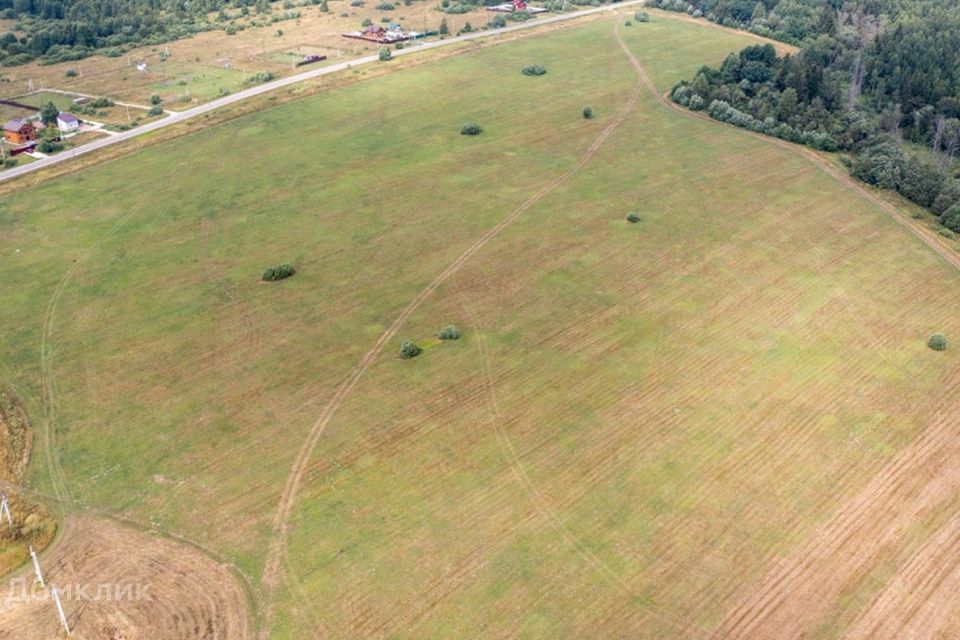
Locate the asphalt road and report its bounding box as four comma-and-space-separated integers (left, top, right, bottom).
0, 0, 642, 183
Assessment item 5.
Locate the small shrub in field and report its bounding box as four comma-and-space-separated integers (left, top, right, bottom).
582, 106, 593, 119
521, 64, 546, 76
379, 47, 392, 61
438, 325, 461, 340
262, 264, 296, 281
148, 106, 163, 116
361, 17, 373, 25
928, 333, 949, 351
624, 19, 632, 26
626, 212, 640, 223
399, 340, 422, 359
634, 11, 649, 21
375, 1, 394, 8
37, 139, 63, 154
3, 158, 17, 168
65, 69, 77, 77
460, 121, 482, 135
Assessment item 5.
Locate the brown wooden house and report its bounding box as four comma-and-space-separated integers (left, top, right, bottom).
3, 118, 37, 145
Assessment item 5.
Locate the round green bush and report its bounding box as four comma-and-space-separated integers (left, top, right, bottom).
928, 333, 949, 351
521, 64, 546, 76
460, 121, 482, 136
626, 212, 640, 223
399, 340, 422, 359
262, 263, 296, 281
624, 20, 632, 26
634, 11, 649, 22
438, 325, 461, 340
378, 47, 392, 61
582, 106, 593, 119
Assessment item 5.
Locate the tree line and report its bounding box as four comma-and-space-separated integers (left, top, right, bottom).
666, 0, 960, 235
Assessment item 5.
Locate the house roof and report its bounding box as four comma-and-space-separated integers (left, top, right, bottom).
2, 118, 28, 132
57, 112, 79, 124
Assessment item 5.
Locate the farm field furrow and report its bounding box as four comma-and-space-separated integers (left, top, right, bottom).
0, 9, 958, 640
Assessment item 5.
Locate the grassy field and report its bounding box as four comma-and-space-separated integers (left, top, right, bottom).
2, 10, 960, 639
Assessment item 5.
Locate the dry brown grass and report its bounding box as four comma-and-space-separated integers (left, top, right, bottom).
0, 389, 56, 583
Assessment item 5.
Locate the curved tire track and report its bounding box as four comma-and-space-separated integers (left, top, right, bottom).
258, 14, 651, 637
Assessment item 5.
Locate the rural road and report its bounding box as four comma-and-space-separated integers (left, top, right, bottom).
0, 0, 643, 183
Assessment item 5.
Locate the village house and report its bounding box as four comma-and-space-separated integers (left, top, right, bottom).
2, 118, 37, 145
57, 112, 80, 133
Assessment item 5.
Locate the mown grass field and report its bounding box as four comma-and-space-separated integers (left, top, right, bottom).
2, 10, 960, 639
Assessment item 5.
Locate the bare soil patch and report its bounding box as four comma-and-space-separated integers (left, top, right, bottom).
0, 515, 252, 640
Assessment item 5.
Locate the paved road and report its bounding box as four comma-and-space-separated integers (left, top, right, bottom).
0, 1, 641, 183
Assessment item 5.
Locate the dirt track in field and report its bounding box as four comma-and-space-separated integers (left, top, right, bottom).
0, 515, 252, 640
257, 15, 650, 637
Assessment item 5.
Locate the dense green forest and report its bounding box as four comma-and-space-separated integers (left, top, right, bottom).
664, 0, 960, 235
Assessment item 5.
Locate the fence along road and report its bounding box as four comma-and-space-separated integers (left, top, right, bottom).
0, 0, 643, 183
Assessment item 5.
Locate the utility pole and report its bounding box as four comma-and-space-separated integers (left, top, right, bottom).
125, 104, 132, 125
29, 545, 44, 588
51, 585, 70, 635
0, 491, 11, 527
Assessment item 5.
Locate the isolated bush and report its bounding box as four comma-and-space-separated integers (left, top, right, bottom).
149, 93, 162, 105
438, 325, 461, 340
634, 11, 649, 21
490, 14, 507, 28
89, 96, 114, 108
399, 340, 421, 359
379, 47, 392, 61
226, 24, 238, 35
65, 69, 77, 77
375, 1, 394, 8
928, 333, 949, 351
148, 105, 163, 116
245, 71, 275, 85
460, 121, 482, 135
624, 19, 632, 26
37, 139, 63, 153
361, 17, 373, 25
350, 0, 364, 5
582, 106, 593, 119
626, 212, 640, 223
520, 64, 546, 76
262, 264, 296, 281
3, 158, 16, 168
